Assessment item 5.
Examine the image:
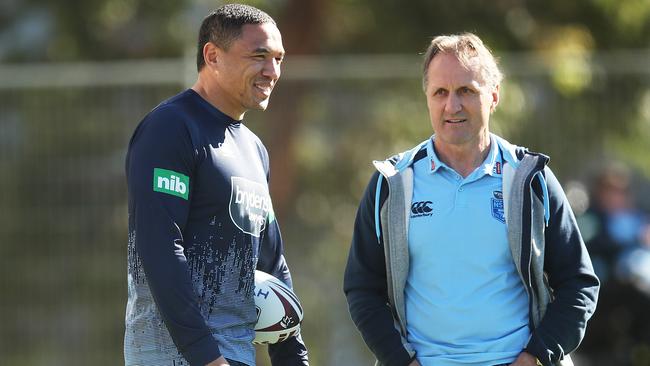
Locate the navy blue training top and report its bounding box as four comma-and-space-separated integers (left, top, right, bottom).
124, 89, 307, 366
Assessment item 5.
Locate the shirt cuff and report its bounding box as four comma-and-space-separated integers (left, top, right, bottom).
181, 334, 222, 366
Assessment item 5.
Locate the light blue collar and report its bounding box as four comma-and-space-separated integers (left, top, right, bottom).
425, 134, 504, 178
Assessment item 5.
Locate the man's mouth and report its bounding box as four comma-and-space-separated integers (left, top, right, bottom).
254, 82, 273, 97
446, 118, 467, 124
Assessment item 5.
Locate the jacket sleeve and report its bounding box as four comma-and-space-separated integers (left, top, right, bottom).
256, 160, 309, 366
343, 171, 416, 366
126, 108, 222, 365
526, 167, 600, 365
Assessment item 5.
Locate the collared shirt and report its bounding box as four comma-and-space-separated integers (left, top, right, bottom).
405, 135, 530, 366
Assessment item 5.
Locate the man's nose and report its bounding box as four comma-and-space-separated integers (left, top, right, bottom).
262, 58, 281, 80
444, 94, 462, 114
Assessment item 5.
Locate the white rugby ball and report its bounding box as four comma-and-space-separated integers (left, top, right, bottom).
253, 270, 304, 344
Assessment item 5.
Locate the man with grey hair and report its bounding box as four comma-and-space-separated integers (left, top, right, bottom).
125, 4, 308, 366
344, 33, 599, 366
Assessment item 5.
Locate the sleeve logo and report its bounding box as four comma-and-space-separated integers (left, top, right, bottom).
153, 168, 189, 200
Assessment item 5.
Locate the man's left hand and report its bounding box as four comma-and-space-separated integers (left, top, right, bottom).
509, 351, 539, 366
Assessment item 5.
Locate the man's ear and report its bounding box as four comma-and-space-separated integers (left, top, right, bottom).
202, 42, 220, 69
490, 84, 500, 113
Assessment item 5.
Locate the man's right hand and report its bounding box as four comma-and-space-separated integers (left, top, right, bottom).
206, 356, 229, 366
408, 359, 421, 366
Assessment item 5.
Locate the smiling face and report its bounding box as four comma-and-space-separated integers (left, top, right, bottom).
213, 22, 284, 119
424, 52, 499, 153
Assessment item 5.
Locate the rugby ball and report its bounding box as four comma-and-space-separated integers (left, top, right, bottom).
253, 270, 304, 344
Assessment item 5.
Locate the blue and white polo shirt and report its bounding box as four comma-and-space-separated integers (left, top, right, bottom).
405, 135, 530, 366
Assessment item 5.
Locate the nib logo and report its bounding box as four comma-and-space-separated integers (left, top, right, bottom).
153, 168, 189, 200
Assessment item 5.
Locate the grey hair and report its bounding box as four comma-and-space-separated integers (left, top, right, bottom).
422, 33, 503, 91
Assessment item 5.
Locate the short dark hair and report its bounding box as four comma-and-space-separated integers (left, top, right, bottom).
196, 3, 276, 71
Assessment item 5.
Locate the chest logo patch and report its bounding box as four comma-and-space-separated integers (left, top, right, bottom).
410, 201, 433, 218
229, 176, 273, 237
493, 161, 502, 175
491, 190, 505, 223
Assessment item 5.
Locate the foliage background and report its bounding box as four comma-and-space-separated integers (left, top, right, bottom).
1, 0, 649, 365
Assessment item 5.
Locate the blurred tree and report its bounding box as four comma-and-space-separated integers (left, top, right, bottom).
0, 0, 189, 62
3, 1, 648, 62
265, 0, 330, 217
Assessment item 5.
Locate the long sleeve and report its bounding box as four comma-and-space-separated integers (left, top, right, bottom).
525, 168, 600, 365
343, 171, 415, 366
126, 108, 222, 365
256, 209, 309, 365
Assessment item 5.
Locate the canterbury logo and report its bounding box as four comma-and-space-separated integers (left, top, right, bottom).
411, 201, 433, 214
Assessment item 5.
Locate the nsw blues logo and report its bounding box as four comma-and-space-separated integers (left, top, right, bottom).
491, 190, 505, 224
